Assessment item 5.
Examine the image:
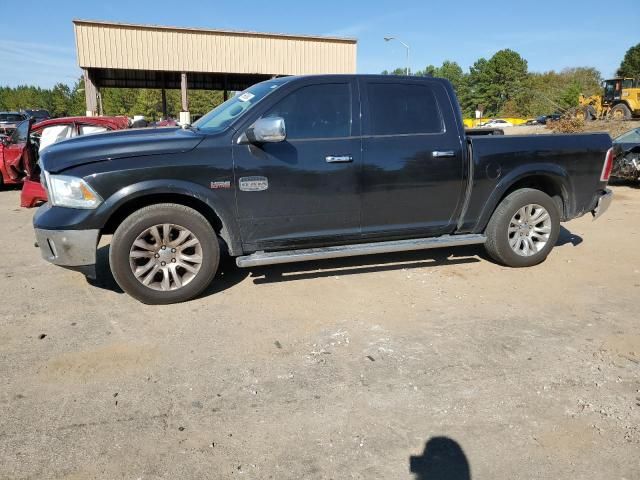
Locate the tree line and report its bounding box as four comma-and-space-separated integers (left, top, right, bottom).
1, 43, 639, 120
384, 43, 639, 118
0, 77, 224, 120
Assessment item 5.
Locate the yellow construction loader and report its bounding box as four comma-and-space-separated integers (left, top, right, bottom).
575, 78, 640, 120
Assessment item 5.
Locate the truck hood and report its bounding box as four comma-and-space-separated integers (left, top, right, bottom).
40, 127, 205, 173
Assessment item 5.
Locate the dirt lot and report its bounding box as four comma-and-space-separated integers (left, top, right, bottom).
1, 185, 639, 480
503, 119, 640, 137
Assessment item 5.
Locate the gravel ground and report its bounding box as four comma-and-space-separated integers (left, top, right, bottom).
1, 185, 639, 479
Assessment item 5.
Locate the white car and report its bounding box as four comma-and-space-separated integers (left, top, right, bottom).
483, 119, 514, 128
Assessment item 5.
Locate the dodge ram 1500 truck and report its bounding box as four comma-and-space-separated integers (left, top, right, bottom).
33, 75, 614, 304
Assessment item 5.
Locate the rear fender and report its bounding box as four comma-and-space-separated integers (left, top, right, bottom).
473, 164, 572, 233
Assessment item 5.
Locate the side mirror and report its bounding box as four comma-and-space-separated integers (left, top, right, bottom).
246, 117, 286, 143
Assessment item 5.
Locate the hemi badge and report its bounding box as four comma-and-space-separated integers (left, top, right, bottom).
239, 176, 269, 192
210, 181, 231, 189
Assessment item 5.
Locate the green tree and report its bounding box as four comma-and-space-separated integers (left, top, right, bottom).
68, 76, 87, 115
188, 90, 224, 116
617, 43, 640, 78
131, 89, 163, 120
525, 67, 602, 116
102, 88, 139, 116
381, 68, 407, 76
468, 49, 529, 116
563, 67, 602, 95
417, 61, 472, 115
49, 83, 71, 117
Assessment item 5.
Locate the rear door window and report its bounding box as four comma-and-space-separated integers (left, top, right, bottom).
365, 83, 443, 135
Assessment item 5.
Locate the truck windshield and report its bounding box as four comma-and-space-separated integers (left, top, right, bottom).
193, 78, 290, 132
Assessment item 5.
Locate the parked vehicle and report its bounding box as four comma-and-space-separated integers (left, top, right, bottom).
0, 115, 128, 198
155, 118, 178, 127
482, 119, 513, 128
0, 120, 35, 187
33, 75, 614, 304
19, 116, 130, 207
0, 112, 27, 135
22, 109, 51, 123
612, 127, 640, 181
576, 78, 640, 121
529, 114, 565, 125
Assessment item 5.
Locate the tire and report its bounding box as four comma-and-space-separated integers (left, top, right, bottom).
484, 188, 560, 268
572, 106, 588, 121
610, 103, 632, 120
109, 203, 219, 304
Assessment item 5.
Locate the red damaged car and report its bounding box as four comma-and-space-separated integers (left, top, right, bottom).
0, 116, 129, 207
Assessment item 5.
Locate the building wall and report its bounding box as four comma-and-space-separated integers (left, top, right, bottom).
74, 21, 357, 75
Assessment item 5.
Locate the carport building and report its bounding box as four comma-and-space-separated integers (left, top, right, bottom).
73, 19, 358, 122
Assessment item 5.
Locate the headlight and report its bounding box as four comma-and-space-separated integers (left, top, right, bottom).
46, 173, 103, 209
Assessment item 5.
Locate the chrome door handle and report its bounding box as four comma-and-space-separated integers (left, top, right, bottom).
326, 155, 353, 163
432, 150, 455, 158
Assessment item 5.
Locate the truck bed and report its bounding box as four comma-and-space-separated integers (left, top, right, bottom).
458, 133, 611, 232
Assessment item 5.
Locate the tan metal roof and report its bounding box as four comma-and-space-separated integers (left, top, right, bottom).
73, 19, 357, 75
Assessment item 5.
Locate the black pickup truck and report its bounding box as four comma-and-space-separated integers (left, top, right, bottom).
33, 75, 613, 304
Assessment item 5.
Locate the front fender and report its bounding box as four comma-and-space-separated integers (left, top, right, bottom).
96, 179, 242, 255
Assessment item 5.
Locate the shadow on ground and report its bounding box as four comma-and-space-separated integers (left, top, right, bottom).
410, 436, 471, 480
249, 245, 482, 285
87, 225, 583, 298
557, 225, 583, 247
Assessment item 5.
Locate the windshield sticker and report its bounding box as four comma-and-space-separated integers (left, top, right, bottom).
238, 92, 255, 102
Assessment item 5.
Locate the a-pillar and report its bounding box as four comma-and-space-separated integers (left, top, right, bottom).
180, 72, 191, 125
84, 69, 99, 117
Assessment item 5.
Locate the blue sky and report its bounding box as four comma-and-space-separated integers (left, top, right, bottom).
1, 0, 638, 88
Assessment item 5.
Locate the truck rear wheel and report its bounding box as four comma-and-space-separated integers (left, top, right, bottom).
109, 203, 219, 304
484, 188, 560, 267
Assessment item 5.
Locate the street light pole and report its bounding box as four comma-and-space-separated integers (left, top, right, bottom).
384, 36, 410, 75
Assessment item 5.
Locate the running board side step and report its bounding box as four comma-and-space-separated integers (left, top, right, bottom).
236, 234, 487, 268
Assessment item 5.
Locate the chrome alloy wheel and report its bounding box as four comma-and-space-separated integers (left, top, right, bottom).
129, 224, 203, 291
507, 204, 552, 257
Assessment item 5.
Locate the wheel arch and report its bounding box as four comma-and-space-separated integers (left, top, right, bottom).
98, 180, 243, 256
474, 167, 571, 233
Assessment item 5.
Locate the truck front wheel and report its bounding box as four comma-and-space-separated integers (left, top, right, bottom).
484, 188, 560, 267
109, 203, 219, 304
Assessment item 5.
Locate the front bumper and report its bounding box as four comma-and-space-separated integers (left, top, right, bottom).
34, 228, 99, 278
592, 188, 613, 220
